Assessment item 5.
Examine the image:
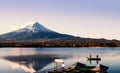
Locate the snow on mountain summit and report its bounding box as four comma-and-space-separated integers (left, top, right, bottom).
26, 22, 51, 32
0, 21, 77, 41
15, 22, 52, 32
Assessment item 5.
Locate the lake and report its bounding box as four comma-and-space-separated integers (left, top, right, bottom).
0, 48, 120, 73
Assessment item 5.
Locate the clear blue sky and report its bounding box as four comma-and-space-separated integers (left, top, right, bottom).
0, 0, 120, 40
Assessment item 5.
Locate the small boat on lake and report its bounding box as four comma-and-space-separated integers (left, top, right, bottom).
87, 54, 101, 61
90, 64, 109, 72
87, 57, 101, 60
47, 62, 108, 73
38, 56, 108, 73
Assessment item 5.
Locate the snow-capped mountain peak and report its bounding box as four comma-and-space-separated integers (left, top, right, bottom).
25, 22, 51, 32
0, 21, 76, 41
15, 21, 52, 33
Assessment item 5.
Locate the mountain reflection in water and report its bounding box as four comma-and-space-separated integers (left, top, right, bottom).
3, 54, 68, 73
0, 48, 120, 73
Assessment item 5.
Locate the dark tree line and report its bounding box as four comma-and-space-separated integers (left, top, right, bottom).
0, 38, 120, 47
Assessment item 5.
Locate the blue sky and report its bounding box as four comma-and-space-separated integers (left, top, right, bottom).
0, 0, 120, 40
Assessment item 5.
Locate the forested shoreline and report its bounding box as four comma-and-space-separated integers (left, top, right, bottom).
0, 39, 120, 47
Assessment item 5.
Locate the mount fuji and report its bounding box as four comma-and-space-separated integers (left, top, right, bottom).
0, 22, 120, 47
0, 22, 77, 41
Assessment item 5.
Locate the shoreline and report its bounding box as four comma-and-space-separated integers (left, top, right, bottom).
0, 46, 119, 48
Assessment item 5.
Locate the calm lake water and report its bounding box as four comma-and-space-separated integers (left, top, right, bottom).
0, 48, 120, 73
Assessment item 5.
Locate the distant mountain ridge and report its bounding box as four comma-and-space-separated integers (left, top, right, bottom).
0, 21, 120, 47
0, 22, 77, 41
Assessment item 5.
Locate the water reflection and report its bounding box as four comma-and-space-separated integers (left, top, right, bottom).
38, 55, 109, 73
3, 54, 67, 73
87, 54, 101, 64
0, 48, 120, 73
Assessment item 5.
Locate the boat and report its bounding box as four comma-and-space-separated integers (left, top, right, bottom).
90, 64, 109, 72
87, 57, 101, 61
87, 54, 101, 61
46, 62, 108, 73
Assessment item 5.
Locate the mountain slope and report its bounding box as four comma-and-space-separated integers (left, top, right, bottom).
0, 22, 120, 47
0, 22, 77, 41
